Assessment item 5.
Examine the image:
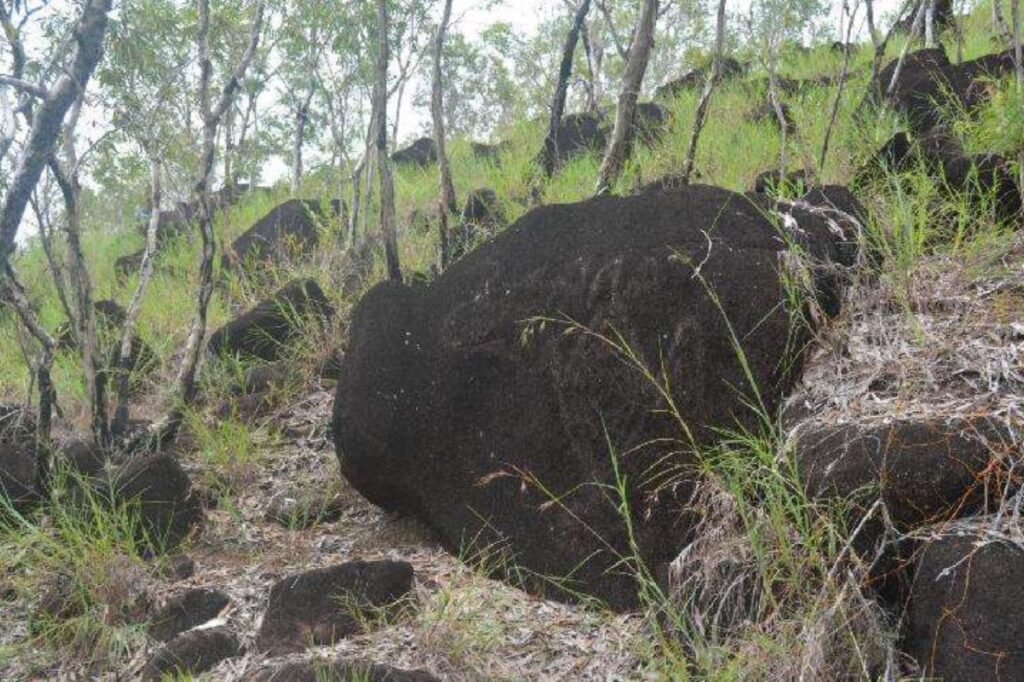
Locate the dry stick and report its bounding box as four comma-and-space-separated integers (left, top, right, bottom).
1, 263, 56, 494
870, 0, 916, 88
31, 192, 74, 328
375, 0, 402, 282
681, 0, 727, 184
820, 0, 860, 174
1012, 0, 1022, 207
539, 0, 593, 179
883, 0, 928, 110
148, 0, 265, 448
111, 158, 161, 436
595, 0, 659, 195
431, 0, 456, 271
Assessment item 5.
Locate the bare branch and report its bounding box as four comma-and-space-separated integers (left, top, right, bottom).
0, 73, 46, 97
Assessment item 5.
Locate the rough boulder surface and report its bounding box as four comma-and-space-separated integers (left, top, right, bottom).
208, 279, 334, 361
256, 560, 414, 654
148, 587, 231, 641
333, 184, 861, 609
108, 453, 202, 551
904, 532, 1024, 681
140, 626, 240, 680
867, 47, 1019, 134
225, 198, 342, 268
391, 137, 437, 168
796, 417, 1013, 530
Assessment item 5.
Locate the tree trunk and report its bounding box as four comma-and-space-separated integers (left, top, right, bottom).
925, 0, 936, 47
539, 0, 593, 178
681, 0, 726, 183
866, 0, 879, 47
112, 158, 161, 436
0, 0, 112, 260
820, 0, 857, 173
56, 97, 109, 446
376, 0, 402, 282
767, 40, 788, 181
1012, 0, 1022, 205
147, 0, 264, 447
994, 0, 1012, 44
431, 0, 456, 270
595, 0, 658, 195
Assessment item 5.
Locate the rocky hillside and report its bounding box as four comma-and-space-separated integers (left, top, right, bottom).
2, 2, 1024, 680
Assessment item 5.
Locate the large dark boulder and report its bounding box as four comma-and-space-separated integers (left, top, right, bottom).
333, 185, 860, 609
256, 560, 414, 654
746, 101, 796, 135
107, 453, 202, 552
391, 137, 437, 168
243, 660, 439, 682
867, 47, 1017, 133
855, 130, 1022, 228
208, 279, 334, 362
903, 531, 1024, 680
0, 405, 38, 511
224, 199, 342, 269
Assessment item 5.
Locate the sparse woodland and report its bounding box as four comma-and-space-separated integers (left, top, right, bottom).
0, 0, 1023, 679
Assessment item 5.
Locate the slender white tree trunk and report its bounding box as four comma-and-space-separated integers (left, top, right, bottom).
595, 0, 659, 195
431, 0, 456, 270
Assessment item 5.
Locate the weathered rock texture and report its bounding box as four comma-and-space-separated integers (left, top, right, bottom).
334, 184, 861, 609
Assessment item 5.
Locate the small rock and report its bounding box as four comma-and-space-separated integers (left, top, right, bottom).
107, 453, 203, 552
266, 492, 345, 529
140, 626, 240, 680
148, 587, 230, 642
256, 560, 414, 654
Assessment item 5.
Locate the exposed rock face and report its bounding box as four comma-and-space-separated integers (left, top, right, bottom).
256, 560, 414, 654
551, 112, 607, 165
795, 417, 1013, 531
868, 47, 1018, 134
148, 587, 231, 642
0, 405, 38, 511
243, 660, 440, 682
391, 137, 437, 168
107, 453, 202, 552
333, 185, 860, 609
208, 279, 334, 362
855, 129, 1022, 228
224, 199, 343, 269
655, 57, 745, 99
904, 531, 1024, 681
140, 626, 240, 680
